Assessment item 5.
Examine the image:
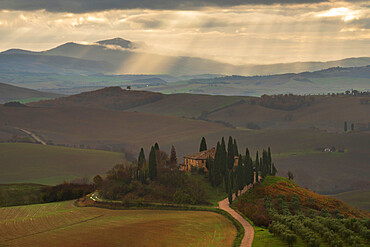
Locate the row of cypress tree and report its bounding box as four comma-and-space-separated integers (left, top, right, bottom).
137, 142, 160, 182
202, 136, 277, 200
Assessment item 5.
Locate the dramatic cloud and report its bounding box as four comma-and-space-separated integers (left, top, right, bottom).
0, 1, 368, 64
0, 0, 332, 12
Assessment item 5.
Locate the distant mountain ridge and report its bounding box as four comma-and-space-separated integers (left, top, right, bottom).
1, 37, 370, 76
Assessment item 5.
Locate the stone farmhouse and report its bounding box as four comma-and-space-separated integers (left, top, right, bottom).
181, 147, 239, 172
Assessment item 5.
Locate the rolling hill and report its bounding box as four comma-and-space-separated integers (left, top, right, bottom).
147, 65, 370, 96
28, 87, 164, 110
0, 143, 125, 185
0, 82, 61, 104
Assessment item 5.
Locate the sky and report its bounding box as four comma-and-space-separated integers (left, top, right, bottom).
0, 0, 369, 65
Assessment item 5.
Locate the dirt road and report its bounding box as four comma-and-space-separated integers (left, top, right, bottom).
218, 185, 254, 247
18, 128, 47, 145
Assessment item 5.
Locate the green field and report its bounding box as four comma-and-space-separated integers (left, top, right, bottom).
17, 97, 53, 104
331, 190, 370, 212
0, 143, 125, 184
129, 93, 245, 118
0, 183, 45, 207
0, 201, 236, 247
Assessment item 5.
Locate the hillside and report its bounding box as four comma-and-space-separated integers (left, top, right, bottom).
0, 143, 125, 184
236, 176, 369, 224
235, 176, 369, 247
29, 87, 164, 110
0, 82, 61, 104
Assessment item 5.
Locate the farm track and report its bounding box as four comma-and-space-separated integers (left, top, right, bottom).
18, 128, 46, 145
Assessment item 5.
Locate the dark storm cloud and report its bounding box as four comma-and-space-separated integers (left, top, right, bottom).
0, 0, 332, 13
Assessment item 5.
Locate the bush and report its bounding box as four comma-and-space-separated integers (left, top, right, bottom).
42, 183, 94, 202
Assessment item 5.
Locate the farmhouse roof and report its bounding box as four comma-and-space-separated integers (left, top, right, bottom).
184, 147, 216, 160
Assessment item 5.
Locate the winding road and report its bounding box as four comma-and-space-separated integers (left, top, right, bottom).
218, 184, 255, 247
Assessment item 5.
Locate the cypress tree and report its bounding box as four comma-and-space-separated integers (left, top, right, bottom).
344, 121, 347, 132
245, 148, 251, 186
213, 142, 222, 187
272, 163, 277, 176
248, 157, 254, 185
206, 157, 214, 185
154, 142, 160, 150
137, 148, 145, 170
224, 171, 229, 193
228, 189, 233, 205
227, 136, 235, 170
233, 139, 239, 156
351, 123, 354, 131
149, 146, 157, 180
170, 145, 177, 166
199, 137, 207, 152
237, 154, 244, 194
255, 151, 259, 183
220, 137, 227, 176
137, 148, 146, 180
267, 147, 272, 175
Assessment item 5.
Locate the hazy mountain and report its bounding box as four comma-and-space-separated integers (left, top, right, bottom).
2, 37, 369, 76
97, 37, 141, 49
0, 82, 61, 103
0, 53, 115, 75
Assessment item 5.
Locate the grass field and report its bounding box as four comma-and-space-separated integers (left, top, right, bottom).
331, 190, 370, 212
0, 201, 236, 247
0, 183, 45, 207
0, 143, 125, 184
129, 93, 245, 118
17, 97, 53, 104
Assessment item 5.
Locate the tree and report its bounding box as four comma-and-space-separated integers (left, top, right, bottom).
268, 147, 272, 175
287, 171, 294, 180
220, 137, 227, 176
228, 189, 233, 205
199, 137, 207, 152
137, 148, 146, 180
137, 148, 145, 171
272, 163, 277, 176
233, 139, 239, 156
236, 154, 244, 195
344, 121, 348, 132
351, 123, 354, 131
227, 136, 235, 170
212, 142, 222, 187
149, 146, 157, 180
154, 142, 160, 150
255, 151, 259, 183
170, 145, 177, 168
93, 175, 103, 188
